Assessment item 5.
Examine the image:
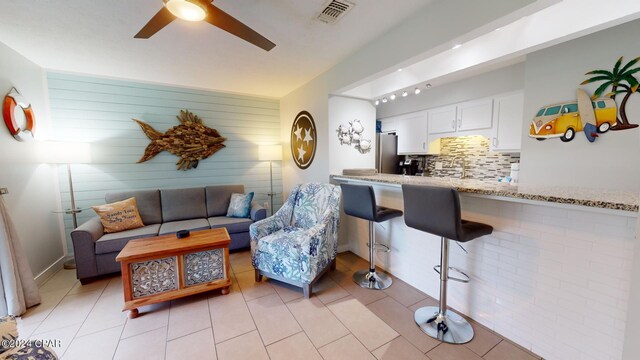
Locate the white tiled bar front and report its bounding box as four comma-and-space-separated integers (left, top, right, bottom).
332, 176, 638, 360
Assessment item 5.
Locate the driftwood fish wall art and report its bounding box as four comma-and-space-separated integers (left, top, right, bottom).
133, 110, 226, 170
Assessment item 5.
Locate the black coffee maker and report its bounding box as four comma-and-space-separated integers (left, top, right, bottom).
399, 159, 419, 175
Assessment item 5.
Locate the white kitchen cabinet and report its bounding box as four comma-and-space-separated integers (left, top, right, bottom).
396, 111, 428, 154
491, 91, 524, 152
380, 118, 396, 132
428, 105, 457, 135
457, 98, 494, 131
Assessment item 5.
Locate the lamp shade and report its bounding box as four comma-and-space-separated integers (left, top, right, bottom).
39, 141, 91, 164
165, 0, 207, 21
258, 145, 282, 161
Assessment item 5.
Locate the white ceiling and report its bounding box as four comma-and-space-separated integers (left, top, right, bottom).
340, 0, 640, 101
0, 0, 431, 98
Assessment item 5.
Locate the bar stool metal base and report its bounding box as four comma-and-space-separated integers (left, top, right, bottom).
414, 306, 474, 344
353, 269, 393, 290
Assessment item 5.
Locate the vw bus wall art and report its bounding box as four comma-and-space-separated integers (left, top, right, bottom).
530, 55, 639, 144
529, 90, 617, 143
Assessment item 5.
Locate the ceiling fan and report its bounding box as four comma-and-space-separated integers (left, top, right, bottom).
135, 0, 275, 51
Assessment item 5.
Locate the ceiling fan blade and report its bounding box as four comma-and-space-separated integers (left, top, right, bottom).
134, 7, 176, 39
204, 3, 275, 51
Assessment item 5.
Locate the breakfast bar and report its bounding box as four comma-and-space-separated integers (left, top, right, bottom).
332, 174, 638, 360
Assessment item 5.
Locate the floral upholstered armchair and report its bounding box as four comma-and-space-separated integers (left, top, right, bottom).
250, 183, 341, 298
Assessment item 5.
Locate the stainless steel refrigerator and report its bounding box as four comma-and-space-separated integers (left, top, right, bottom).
376, 133, 402, 174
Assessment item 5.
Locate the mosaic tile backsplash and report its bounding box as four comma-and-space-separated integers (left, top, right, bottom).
416, 135, 520, 181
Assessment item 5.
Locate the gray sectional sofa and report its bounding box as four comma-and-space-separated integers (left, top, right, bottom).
71, 184, 266, 283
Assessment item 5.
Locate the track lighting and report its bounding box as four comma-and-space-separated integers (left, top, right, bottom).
402, 91, 408, 97
382, 97, 388, 103
414, 88, 421, 95
390, 94, 396, 100
375, 99, 380, 106
426, 83, 432, 89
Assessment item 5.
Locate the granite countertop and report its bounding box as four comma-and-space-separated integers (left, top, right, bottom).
331, 174, 639, 212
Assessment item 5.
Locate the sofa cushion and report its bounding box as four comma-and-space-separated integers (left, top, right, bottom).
206, 185, 244, 217
227, 192, 254, 218
159, 219, 210, 235
161, 188, 207, 222
208, 216, 253, 234
92, 197, 145, 234
105, 190, 162, 225
95, 224, 161, 255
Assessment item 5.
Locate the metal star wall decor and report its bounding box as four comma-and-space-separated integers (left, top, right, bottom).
290, 111, 317, 169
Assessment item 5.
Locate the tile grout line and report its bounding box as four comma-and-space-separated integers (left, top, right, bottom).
112, 309, 128, 360
481, 339, 503, 359
213, 328, 257, 347
163, 300, 172, 360
72, 323, 124, 341
205, 293, 220, 360
281, 275, 356, 352
322, 295, 388, 356
242, 256, 316, 357
238, 279, 271, 360
29, 271, 84, 335
166, 325, 214, 344
47, 277, 111, 359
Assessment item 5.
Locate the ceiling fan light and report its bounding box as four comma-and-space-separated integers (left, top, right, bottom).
165, 0, 207, 22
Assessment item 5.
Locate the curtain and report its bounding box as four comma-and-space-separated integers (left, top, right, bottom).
0, 195, 40, 316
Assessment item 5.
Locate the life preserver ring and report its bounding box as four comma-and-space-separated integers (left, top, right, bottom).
2, 88, 36, 141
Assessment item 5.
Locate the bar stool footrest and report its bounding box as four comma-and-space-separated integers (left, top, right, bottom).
433, 265, 470, 283
365, 242, 391, 253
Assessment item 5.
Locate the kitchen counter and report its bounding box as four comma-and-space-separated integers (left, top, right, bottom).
331, 174, 639, 212
333, 174, 638, 359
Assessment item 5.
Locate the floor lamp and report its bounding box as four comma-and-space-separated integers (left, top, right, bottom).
42, 142, 91, 269
258, 145, 282, 216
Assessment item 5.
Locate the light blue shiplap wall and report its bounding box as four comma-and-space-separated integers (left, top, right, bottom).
47, 72, 282, 252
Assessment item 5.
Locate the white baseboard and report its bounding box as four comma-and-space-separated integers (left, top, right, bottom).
34, 255, 70, 286
337, 244, 351, 253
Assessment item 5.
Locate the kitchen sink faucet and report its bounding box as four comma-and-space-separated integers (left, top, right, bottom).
450, 155, 466, 179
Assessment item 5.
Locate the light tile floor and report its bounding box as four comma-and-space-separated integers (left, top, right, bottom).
18, 251, 543, 360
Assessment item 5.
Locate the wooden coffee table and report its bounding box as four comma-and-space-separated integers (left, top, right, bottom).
116, 228, 231, 318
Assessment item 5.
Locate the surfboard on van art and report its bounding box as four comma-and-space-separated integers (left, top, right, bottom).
528, 93, 617, 142
576, 89, 599, 143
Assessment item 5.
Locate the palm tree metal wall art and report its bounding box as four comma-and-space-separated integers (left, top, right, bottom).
581, 56, 640, 130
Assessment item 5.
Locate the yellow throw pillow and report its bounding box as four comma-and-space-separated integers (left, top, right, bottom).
92, 197, 145, 233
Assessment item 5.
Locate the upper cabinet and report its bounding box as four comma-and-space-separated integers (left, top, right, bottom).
380, 118, 397, 133
428, 105, 457, 134
378, 91, 524, 155
490, 91, 524, 152
396, 111, 429, 155
457, 98, 493, 132
427, 98, 493, 138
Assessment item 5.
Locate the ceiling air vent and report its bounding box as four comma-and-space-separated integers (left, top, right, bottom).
316, 0, 355, 24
